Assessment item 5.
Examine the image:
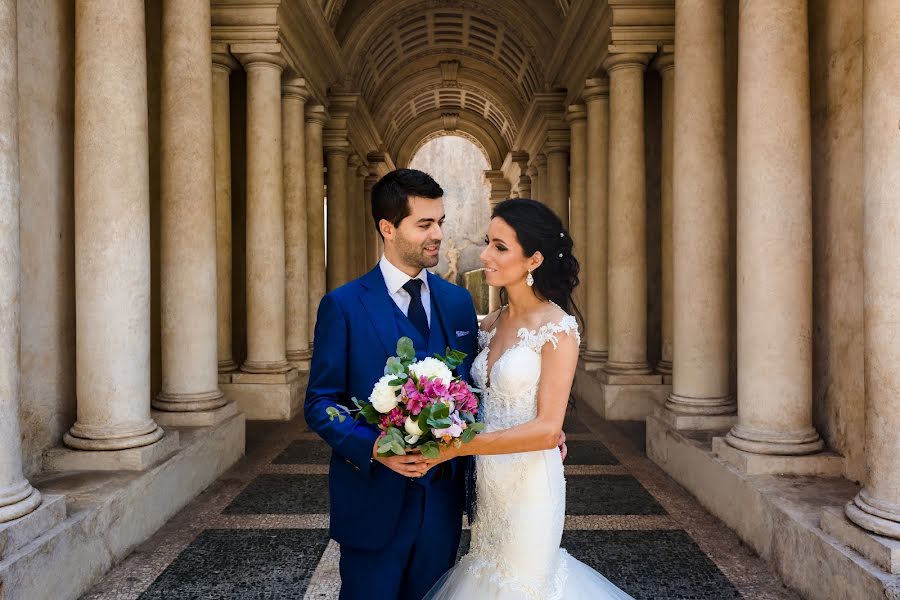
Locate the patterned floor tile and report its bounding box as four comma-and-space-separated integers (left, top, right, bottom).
137, 529, 330, 600
566, 475, 668, 516
563, 529, 743, 600
224, 474, 329, 515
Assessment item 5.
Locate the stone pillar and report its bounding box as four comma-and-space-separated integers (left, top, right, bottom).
154, 0, 226, 417
524, 165, 537, 199
724, 0, 823, 455
565, 104, 587, 326
546, 148, 570, 228
654, 51, 674, 377
665, 0, 734, 425
282, 78, 311, 371
305, 105, 327, 342
364, 175, 380, 266
603, 54, 652, 375
0, 0, 42, 521
845, 0, 900, 540
65, 0, 166, 454
484, 170, 511, 312
325, 146, 350, 290
582, 78, 610, 369
347, 154, 363, 280
356, 162, 371, 274
238, 52, 290, 374
212, 49, 239, 374
534, 154, 548, 202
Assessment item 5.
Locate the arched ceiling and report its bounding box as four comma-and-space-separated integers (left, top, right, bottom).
329, 0, 564, 165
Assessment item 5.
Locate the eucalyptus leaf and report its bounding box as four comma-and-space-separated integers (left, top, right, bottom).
418, 441, 440, 458
469, 422, 486, 432
461, 428, 476, 443
396, 337, 416, 360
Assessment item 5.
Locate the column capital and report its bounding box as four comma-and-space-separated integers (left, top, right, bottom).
357, 163, 370, 178
235, 51, 286, 72
348, 153, 362, 168
525, 165, 538, 178
602, 52, 652, 73
582, 78, 610, 102
565, 103, 587, 125
282, 77, 311, 102
305, 104, 329, 126
364, 175, 379, 190
212, 44, 239, 73
483, 170, 512, 205
652, 51, 675, 74
534, 153, 547, 168
325, 144, 350, 157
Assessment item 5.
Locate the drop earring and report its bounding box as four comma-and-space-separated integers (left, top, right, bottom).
526, 270, 534, 287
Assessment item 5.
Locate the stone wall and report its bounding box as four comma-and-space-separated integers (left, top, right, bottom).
408, 135, 491, 282
16, 0, 76, 478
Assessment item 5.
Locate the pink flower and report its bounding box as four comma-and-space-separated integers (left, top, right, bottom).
387, 407, 405, 427
403, 379, 427, 415
450, 381, 479, 414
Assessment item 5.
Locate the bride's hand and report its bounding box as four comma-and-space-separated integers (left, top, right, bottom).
422, 443, 462, 469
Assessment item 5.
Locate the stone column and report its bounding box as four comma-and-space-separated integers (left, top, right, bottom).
356, 162, 371, 274
582, 78, 610, 369
65, 0, 165, 453
282, 78, 311, 371
845, 0, 900, 540
484, 170, 511, 312
565, 104, 587, 324
546, 148, 570, 228
238, 52, 290, 374
212, 49, 239, 373
603, 54, 652, 375
305, 105, 327, 342
655, 51, 674, 377
364, 175, 380, 266
524, 165, 537, 199
325, 146, 350, 290
534, 154, 548, 202
724, 0, 822, 455
665, 0, 734, 422
154, 0, 226, 417
0, 0, 42, 522
347, 154, 363, 280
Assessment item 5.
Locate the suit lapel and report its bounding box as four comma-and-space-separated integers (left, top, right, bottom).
359, 267, 400, 358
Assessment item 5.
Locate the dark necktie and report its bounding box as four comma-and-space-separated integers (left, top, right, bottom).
402, 278, 430, 341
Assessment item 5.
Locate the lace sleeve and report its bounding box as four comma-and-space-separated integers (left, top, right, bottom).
477, 328, 496, 351
516, 314, 580, 352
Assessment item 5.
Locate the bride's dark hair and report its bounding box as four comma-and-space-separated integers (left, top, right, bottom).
492, 198, 581, 319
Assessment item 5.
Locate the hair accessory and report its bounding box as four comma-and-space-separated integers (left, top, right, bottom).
558, 252, 563, 258
560, 232, 565, 237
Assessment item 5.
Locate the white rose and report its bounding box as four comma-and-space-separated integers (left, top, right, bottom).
405, 416, 424, 437
408, 357, 453, 384
369, 374, 401, 413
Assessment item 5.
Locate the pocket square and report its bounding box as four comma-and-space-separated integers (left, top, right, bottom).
456, 330, 470, 337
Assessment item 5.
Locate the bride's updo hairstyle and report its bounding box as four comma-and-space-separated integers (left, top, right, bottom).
492, 198, 581, 318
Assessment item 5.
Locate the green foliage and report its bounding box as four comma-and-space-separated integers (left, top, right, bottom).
376, 427, 407, 457
418, 440, 440, 458
435, 347, 467, 371
396, 337, 416, 361
326, 406, 348, 423
358, 402, 381, 425
427, 402, 452, 429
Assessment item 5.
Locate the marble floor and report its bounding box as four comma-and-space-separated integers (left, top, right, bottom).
81, 405, 799, 600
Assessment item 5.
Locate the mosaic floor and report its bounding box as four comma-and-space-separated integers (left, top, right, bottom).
81, 406, 799, 600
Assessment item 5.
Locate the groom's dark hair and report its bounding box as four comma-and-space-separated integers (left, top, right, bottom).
370, 169, 443, 239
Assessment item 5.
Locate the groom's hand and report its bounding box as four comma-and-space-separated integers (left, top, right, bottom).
372, 441, 431, 478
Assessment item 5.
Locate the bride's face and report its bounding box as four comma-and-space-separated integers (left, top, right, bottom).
480, 217, 537, 288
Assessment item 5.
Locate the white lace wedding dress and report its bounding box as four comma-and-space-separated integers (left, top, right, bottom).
424, 314, 634, 600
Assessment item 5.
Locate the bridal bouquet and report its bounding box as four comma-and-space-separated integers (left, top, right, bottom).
327, 337, 483, 458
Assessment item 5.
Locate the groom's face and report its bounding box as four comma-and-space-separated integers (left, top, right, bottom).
390, 195, 445, 270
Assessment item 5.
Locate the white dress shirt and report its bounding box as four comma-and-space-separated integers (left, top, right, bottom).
379, 255, 431, 326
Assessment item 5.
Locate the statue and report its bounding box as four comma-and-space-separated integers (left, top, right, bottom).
443, 237, 460, 284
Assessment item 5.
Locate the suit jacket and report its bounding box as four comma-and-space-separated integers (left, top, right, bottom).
304, 266, 479, 550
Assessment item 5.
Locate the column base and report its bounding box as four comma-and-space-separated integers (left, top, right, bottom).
45, 430, 180, 472
655, 406, 737, 431
724, 424, 824, 455
152, 388, 226, 412
220, 368, 305, 420
152, 400, 239, 427
656, 359, 672, 375
571, 366, 669, 421
822, 506, 900, 574
712, 436, 843, 476
64, 421, 165, 451
665, 392, 735, 416
218, 358, 239, 373
287, 348, 312, 372
844, 489, 900, 541
603, 360, 652, 375
0, 495, 65, 560
241, 359, 292, 374
580, 350, 607, 371
0, 481, 44, 524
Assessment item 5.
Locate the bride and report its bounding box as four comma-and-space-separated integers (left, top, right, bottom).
421, 198, 634, 600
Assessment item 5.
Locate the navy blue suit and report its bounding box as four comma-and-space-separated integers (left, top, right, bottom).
304, 266, 479, 600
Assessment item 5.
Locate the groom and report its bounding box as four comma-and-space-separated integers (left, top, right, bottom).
304, 169, 478, 600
